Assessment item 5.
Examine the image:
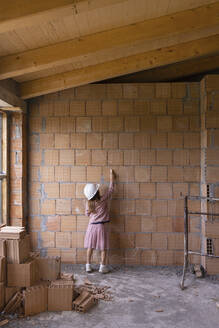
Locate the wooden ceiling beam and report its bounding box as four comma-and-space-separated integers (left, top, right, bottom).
20, 34, 219, 99
0, 80, 26, 111
0, 0, 126, 33
109, 54, 219, 83
1, 2, 219, 80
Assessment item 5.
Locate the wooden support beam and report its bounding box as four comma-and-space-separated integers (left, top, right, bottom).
0, 107, 23, 112
20, 34, 219, 99
0, 0, 126, 33
0, 81, 26, 111
109, 54, 219, 83
1, 2, 219, 80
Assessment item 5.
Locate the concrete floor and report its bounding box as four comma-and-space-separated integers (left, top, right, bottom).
5, 265, 219, 328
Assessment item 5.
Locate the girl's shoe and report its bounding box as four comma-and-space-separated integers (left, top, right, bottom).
86, 263, 92, 273
99, 264, 110, 274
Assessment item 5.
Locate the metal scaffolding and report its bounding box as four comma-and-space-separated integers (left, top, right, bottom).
180, 195, 219, 290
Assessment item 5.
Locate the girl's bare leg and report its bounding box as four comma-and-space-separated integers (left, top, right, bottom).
101, 250, 107, 265
87, 248, 93, 264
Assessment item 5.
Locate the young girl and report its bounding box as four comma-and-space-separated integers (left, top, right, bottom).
83, 169, 115, 273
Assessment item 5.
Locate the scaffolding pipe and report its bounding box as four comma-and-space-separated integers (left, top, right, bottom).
188, 251, 219, 258
188, 212, 219, 217
180, 196, 188, 290
180, 195, 219, 290
187, 196, 219, 201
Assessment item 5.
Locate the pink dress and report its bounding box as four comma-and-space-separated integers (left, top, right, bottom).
84, 182, 114, 250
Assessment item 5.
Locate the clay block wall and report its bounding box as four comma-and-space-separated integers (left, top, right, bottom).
28, 82, 201, 265
200, 75, 219, 274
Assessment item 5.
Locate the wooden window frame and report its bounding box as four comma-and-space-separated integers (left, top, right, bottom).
0, 112, 9, 225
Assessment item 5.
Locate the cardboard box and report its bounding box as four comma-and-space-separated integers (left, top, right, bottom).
7, 259, 39, 287
37, 256, 61, 281
0, 282, 5, 311
48, 286, 73, 311
5, 287, 21, 304
23, 284, 48, 316
0, 240, 6, 257
6, 234, 30, 264
0, 257, 6, 282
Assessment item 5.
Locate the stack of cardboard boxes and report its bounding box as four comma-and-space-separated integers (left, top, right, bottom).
0, 226, 96, 317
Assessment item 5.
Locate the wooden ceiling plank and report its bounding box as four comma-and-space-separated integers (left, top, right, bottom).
20, 34, 219, 99
1, 2, 219, 80
0, 0, 127, 34
12, 25, 219, 83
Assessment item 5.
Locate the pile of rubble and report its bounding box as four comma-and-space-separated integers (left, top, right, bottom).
79, 278, 113, 301
0, 226, 112, 324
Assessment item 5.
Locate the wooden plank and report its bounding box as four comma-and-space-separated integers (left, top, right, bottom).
1, 2, 219, 80
14, 24, 219, 83
0, 81, 26, 112
20, 34, 219, 99
0, 0, 216, 58
0, 0, 126, 33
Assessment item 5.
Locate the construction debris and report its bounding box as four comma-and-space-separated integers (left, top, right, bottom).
0, 227, 105, 320
51, 279, 74, 287
193, 264, 205, 278
5, 287, 21, 304
79, 280, 113, 301
29, 251, 40, 259
73, 290, 97, 313
60, 273, 74, 281
0, 319, 9, 327
3, 292, 22, 314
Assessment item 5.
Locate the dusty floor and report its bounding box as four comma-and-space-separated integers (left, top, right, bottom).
4, 265, 219, 328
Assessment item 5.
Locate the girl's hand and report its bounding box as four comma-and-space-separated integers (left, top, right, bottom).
110, 169, 116, 181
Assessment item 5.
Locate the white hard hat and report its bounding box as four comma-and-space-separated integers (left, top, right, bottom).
84, 183, 100, 200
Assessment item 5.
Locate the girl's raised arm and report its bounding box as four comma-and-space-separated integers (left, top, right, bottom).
101, 169, 116, 201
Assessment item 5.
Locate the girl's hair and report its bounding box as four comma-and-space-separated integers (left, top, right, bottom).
87, 190, 100, 215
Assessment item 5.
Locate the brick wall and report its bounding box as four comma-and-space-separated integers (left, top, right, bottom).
28, 82, 201, 265
200, 75, 219, 274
